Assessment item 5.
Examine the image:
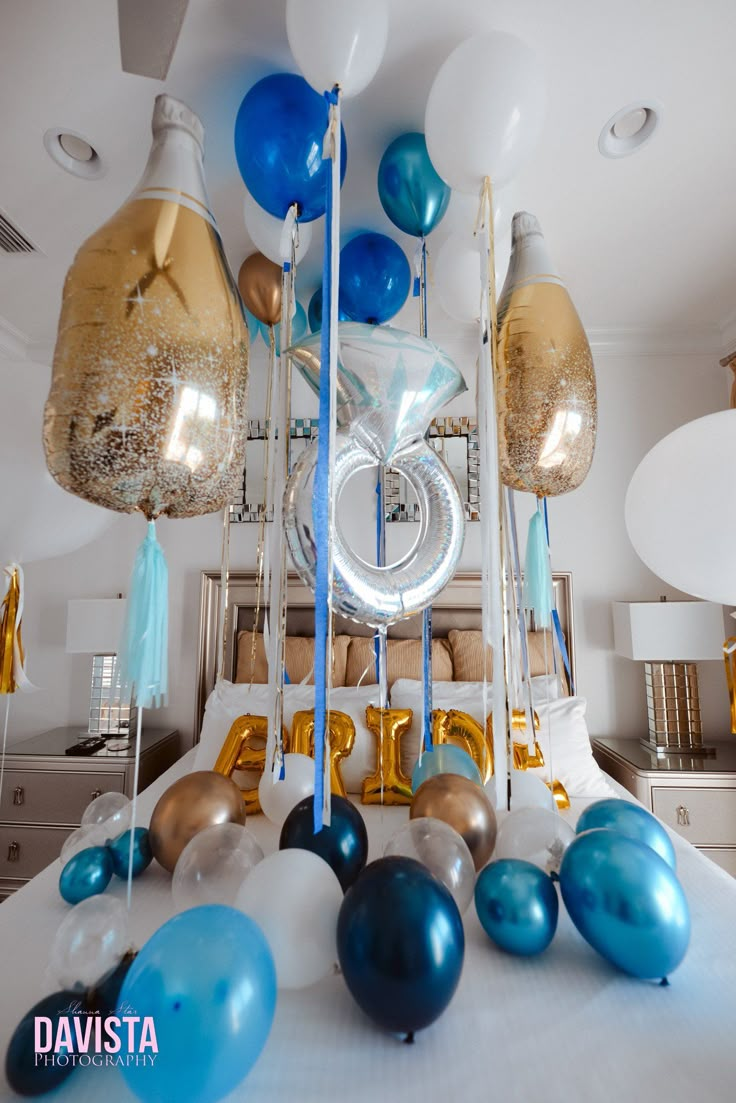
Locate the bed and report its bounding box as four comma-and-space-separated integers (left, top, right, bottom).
1, 573, 735, 1103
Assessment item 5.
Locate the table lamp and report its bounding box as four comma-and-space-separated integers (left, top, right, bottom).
66, 597, 136, 742
612, 598, 724, 755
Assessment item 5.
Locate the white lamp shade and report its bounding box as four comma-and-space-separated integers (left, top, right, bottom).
66, 598, 126, 654
612, 600, 725, 661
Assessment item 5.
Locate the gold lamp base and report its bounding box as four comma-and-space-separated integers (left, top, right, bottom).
641, 661, 716, 757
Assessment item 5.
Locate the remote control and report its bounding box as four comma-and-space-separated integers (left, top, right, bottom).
65, 737, 106, 756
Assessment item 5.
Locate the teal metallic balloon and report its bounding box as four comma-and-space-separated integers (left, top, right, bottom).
412, 743, 483, 792
560, 829, 690, 980
576, 798, 676, 869
108, 827, 153, 879
475, 859, 559, 956
378, 132, 451, 237
307, 287, 349, 333
59, 846, 113, 904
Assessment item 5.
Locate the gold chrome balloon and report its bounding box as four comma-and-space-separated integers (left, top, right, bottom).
411, 773, 497, 870
290, 709, 356, 797
432, 709, 493, 783
362, 707, 414, 806
237, 253, 282, 326
496, 212, 596, 497
44, 95, 249, 520
149, 770, 246, 872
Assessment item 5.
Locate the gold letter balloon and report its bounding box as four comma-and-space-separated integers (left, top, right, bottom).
496, 212, 596, 497
44, 95, 249, 519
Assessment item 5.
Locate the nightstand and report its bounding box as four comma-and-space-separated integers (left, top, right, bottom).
0, 727, 179, 900
592, 737, 736, 876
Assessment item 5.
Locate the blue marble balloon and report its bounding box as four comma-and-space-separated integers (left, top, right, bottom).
337, 856, 464, 1036
260, 299, 308, 355
108, 827, 153, 879
5, 989, 82, 1096
339, 233, 411, 324
59, 846, 113, 905
560, 829, 690, 980
475, 859, 559, 956
280, 794, 368, 891
378, 132, 451, 237
576, 798, 676, 869
234, 73, 347, 223
307, 286, 349, 333
119, 905, 276, 1103
412, 743, 483, 792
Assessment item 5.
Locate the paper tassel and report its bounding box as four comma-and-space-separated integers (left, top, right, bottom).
117, 522, 168, 709
524, 506, 553, 629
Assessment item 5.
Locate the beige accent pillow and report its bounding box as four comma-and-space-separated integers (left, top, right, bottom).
448, 629, 566, 687
235, 632, 350, 687
345, 636, 453, 689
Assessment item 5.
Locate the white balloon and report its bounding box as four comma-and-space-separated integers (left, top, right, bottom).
243, 189, 313, 267
286, 0, 388, 98
626, 410, 736, 604
49, 896, 129, 989
495, 807, 575, 874
0, 364, 114, 564
236, 849, 342, 989
507, 769, 557, 812
172, 823, 264, 912
434, 232, 510, 323
425, 33, 546, 193
258, 753, 315, 826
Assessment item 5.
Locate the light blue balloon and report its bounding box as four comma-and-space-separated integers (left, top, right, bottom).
245, 308, 263, 342
576, 798, 676, 869
475, 860, 559, 956
59, 847, 112, 905
119, 905, 276, 1103
108, 827, 152, 879
260, 300, 307, 355
412, 744, 483, 792
378, 132, 451, 237
560, 829, 690, 980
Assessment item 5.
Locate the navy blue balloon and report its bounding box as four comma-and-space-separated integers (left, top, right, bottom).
59, 846, 113, 904
118, 905, 276, 1103
234, 73, 347, 223
6, 989, 83, 1096
337, 856, 465, 1036
88, 951, 136, 1016
280, 794, 368, 891
475, 859, 559, 956
560, 829, 690, 980
339, 233, 411, 324
378, 132, 451, 237
108, 827, 153, 879
576, 798, 676, 869
307, 286, 349, 332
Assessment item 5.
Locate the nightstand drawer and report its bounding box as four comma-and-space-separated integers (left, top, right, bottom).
0, 825, 73, 879
652, 787, 736, 846
0, 769, 125, 825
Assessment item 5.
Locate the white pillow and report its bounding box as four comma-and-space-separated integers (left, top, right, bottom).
389, 679, 612, 798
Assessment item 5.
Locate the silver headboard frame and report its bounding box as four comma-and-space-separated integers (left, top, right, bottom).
195, 571, 575, 741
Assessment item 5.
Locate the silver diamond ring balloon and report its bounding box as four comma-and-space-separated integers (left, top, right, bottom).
284, 323, 466, 626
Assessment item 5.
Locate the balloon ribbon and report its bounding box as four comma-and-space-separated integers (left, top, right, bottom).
419, 238, 433, 753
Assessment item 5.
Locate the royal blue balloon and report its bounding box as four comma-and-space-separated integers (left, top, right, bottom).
280, 794, 368, 891
118, 905, 276, 1103
339, 232, 411, 324
378, 132, 451, 237
5, 990, 81, 1096
59, 846, 113, 905
576, 798, 676, 869
108, 827, 153, 879
337, 856, 464, 1035
260, 300, 308, 354
234, 73, 347, 223
307, 286, 349, 332
560, 829, 690, 980
475, 859, 559, 956
412, 743, 483, 792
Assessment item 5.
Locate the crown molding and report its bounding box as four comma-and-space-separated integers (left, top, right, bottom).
585, 326, 724, 357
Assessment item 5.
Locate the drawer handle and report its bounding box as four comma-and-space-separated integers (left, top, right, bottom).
7, 841, 20, 862
90, 789, 102, 801
13, 785, 24, 806
676, 804, 690, 827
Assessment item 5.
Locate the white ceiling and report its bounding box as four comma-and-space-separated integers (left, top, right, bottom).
1, 0, 735, 358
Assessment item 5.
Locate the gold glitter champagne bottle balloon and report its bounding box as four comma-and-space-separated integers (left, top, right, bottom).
496, 212, 596, 497
44, 95, 249, 519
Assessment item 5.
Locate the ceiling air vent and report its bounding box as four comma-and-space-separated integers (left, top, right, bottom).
0, 210, 36, 254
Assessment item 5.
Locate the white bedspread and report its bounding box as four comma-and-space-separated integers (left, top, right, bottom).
1, 749, 735, 1103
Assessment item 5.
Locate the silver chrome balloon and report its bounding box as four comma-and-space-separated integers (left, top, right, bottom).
284, 323, 466, 626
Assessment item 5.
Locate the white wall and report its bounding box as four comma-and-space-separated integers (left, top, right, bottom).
4, 335, 731, 751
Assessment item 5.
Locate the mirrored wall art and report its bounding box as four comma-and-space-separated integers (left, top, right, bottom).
230, 418, 318, 522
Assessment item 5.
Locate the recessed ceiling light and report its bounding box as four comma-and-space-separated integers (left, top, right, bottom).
43, 128, 105, 179
598, 102, 661, 158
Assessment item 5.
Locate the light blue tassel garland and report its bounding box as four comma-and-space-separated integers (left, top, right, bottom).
524, 504, 553, 630
118, 521, 168, 709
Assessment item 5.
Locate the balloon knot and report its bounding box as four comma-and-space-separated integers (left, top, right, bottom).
403, 1032, 415, 1045
660, 976, 670, 987
549, 871, 560, 883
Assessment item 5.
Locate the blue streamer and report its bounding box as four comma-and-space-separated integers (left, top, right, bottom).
374, 478, 383, 677
524, 505, 553, 629
420, 241, 433, 752
552, 608, 575, 694
118, 521, 168, 709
